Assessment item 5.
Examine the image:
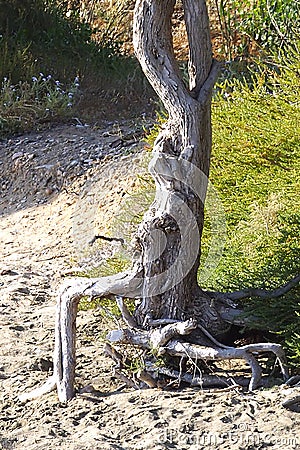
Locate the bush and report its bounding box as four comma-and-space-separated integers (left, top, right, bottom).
197, 61, 300, 364
0, 74, 80, 137
213, 0, 300, 59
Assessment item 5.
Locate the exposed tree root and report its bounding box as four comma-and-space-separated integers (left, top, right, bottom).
106, 317, 289, 392
19, 271, 142, 403
18, 272, 297, 402
145, 363, 269, 390
282, 395, 300, 410
206, 274, 300, 302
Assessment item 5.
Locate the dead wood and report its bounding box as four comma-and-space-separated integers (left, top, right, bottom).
19, 271, 142, 403
105, 321, 289, 392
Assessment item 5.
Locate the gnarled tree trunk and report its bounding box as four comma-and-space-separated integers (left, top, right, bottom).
19, 0, 291, 403
132, 0, 225, 335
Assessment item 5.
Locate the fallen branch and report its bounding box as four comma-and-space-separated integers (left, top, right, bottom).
150, 319, 197, 348
146, 363, 277, 389
147, 363, 245, 389
106, 320, 288, 391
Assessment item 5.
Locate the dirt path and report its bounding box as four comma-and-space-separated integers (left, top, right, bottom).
0, 121, 300, 450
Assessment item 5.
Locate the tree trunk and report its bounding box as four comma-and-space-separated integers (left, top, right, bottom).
132, 0, 224, 335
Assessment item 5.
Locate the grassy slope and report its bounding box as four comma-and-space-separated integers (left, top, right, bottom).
197, 71, 300, 362
202, 78, 299, 289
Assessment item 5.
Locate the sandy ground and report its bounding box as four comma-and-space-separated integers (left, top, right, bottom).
1, 121, 300, 450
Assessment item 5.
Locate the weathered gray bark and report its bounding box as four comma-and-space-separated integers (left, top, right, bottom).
19, 271, 142, 403
132, 0, 224, 335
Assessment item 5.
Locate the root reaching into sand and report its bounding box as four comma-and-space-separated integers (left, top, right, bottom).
18, 272, 296, 403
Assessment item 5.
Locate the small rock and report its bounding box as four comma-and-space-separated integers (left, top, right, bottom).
45, 187, 53, 196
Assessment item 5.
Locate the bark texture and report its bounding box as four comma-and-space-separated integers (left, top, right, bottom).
132, 0, 224, 334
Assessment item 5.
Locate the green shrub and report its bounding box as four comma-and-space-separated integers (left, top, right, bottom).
240, 0, 300, 54
203, 63, 299, 287
213, 0, 300, 59
197, 62, 299, 364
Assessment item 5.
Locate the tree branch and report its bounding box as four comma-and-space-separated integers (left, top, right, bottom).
197, 59, 221, 106
164, 340, 289, 390
106, 322, 288, 391
115, 296, 138, 328
133, 0, 191, 115
182, 0, 213, 96
150, 319, 197, 348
